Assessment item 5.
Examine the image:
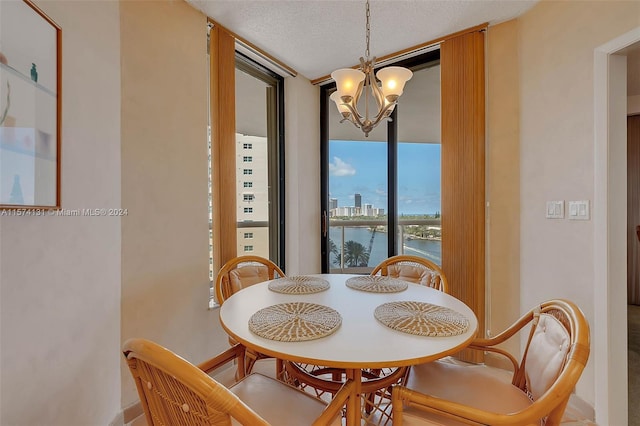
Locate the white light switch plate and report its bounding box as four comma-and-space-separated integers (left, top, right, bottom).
546, 201, 564, 219
568, 200, 590, 220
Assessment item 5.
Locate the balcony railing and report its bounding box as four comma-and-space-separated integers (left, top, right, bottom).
211, 218, 442, 276
329, 218, 441, 274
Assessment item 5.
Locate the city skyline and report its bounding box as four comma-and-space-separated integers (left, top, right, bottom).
329, 140, 441, 215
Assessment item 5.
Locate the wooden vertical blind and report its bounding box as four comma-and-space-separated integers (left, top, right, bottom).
441, 30, 486, 363
210, 25, 238, 272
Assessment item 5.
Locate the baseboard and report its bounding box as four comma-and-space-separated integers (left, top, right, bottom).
108, 411, 124, 426
123, 401, 143, 425
568, 393, 596, 422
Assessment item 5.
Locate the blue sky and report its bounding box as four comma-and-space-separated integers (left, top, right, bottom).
329, 140, 441, 215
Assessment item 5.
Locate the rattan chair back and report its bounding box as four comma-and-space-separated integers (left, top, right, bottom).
371, 255, 449, 293
215, 255, 285, 304
124, 339, 350, 426
123, 339, 266, 426
392, 299, 590, 425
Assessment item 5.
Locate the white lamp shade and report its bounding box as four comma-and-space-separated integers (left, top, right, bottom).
330, 91, 351, 114
331, 68, 365, 99
376, 66, 413, 98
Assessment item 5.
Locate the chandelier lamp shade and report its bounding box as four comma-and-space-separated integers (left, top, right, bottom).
330, 0, 413, 137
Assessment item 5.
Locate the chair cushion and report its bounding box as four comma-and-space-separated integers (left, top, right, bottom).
229, 265, 269, 294
388, 264, 435, 287
229, 373, 340, 425
525, 313, 570, 400
400, 361, 533, 425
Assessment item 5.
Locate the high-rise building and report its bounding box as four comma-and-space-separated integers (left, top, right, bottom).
354, 193, 362, 208
329, 198, 338, 210
236, 134, 269, 257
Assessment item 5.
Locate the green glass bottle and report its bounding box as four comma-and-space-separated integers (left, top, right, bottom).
30, 63, 37, 83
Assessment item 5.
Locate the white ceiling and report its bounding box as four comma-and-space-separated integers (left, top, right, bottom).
187, 0, 538, 80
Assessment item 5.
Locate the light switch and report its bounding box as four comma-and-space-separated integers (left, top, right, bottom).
568, 200, 590, 220
546, 201, 564, 219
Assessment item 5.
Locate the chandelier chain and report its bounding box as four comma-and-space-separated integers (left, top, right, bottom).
365, 0, 370, 60
331, 0, 412, 137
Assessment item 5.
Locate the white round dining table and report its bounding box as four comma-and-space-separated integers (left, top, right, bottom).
218, 273, 478, 425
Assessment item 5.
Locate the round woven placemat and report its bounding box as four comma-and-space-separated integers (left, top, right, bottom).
249, 302, 342, 342
374, 301, 469, 337
268, 276, 330, 294
346, 276, 408, 293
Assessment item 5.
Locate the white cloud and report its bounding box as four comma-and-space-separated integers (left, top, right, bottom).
329, 157, 356, 176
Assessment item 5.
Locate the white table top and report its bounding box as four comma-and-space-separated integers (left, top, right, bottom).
219, 274, 478, 369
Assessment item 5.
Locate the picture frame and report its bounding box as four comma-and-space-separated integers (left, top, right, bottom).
0, 0, 61, 209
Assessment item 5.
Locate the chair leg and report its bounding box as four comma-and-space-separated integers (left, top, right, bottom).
245, 350, 259, 375
276, 359, 284, 381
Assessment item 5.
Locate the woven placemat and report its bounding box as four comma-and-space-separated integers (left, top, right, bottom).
346, 276, 409, 293
374, 301, 469, 337
268, 276, 330, 294
249, 302, 342, 342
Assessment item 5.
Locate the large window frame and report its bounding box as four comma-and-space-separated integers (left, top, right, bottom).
209, 23, 286, 306
320, 29, 486, 363
320, 49, 441, 273
235, 53, 286, 269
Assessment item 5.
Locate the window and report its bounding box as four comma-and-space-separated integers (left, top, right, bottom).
244, 232, 254, 239
322, 51, 442, 273
244, 245, 254, 252
319, 32, 487, 364
243, 194, 255, 202
209, 26, 286, 306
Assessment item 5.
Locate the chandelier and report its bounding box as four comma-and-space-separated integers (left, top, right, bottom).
330, 0, 413, 137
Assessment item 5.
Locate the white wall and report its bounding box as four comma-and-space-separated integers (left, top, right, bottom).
119, 0, 228, 408
486, 19, 521, 362
0, 1, 122, 424
285, 75, 321, 275
515, 0, 640, 408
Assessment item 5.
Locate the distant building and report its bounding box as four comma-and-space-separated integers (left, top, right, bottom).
328, 195, 384, 217
335, 206, 355, 217
236, 134, 269, 257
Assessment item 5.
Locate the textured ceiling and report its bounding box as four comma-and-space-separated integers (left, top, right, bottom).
187, 0, 538, 80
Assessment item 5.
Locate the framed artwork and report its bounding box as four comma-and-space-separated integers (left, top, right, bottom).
0, 0, 61, 209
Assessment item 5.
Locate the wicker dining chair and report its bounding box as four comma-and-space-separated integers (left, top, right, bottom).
371, 255, 449, 293
215, 255, 285, 304
123, 338, 352, 426
391, 299, 590, 425
214, 255, 285, 376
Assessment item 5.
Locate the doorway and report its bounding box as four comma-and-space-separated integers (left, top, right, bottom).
594, 29, 640, 426
628, 110, 640, 426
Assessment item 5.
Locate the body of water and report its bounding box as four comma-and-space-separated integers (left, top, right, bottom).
329, 226, 442, 268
